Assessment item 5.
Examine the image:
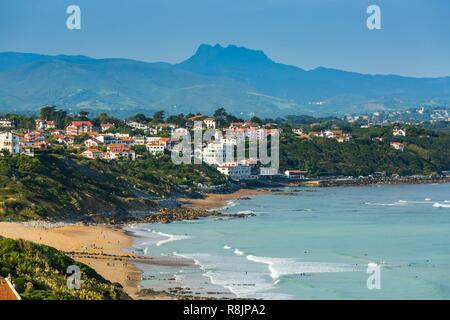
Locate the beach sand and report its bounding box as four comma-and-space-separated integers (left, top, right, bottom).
0, 189, 269, 300
0, 222, 175, 299
178, 188, 271, 210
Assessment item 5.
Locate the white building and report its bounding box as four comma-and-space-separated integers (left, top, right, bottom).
127, 121, 149, 131
96, 135, 122, 145
203, 118, 216, 129
0, 132, 21, 154
202, 143, 229, 165
35, 119, 56, 130
146, 142, 165, 155
393, 128, 406, 137
217, 164, 252, 180
259, 167, 279, 176
133, 136, 147, 145
0, 118, 15, 128
284, 170, 307, 179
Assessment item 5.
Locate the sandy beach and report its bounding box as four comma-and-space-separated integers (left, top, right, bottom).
0, 189, 270, 299
0, 222, 176, 299
178, 188, 271, 210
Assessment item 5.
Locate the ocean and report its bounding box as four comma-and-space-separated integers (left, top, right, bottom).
127, 183, 450, 299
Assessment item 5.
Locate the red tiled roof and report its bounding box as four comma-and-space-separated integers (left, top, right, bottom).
70, 121, 93, 127
0, 277, 21, 300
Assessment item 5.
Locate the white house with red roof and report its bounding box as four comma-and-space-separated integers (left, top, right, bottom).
100, 123, 114, 132
66, 121, 94, 136
390, 142, 405, 151
81, 148, 104, 159
35, 119, 56, 130
105, 144, 136, 160
84, 138, 103, 148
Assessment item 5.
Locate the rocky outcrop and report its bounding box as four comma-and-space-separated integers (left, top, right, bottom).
126, 208, 254, 224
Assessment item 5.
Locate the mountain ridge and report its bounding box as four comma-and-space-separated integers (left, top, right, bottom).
0, 44, 449, 117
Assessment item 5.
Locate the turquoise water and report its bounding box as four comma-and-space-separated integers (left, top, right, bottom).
128, 183, 450, 299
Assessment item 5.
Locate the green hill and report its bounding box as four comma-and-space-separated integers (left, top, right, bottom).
0, 152, 226, 222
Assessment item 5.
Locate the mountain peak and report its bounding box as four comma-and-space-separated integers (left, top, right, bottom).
179, 43, 274, 72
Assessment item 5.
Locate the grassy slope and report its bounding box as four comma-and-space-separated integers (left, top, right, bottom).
0, 152, 226, 222
0, 236, 129, 300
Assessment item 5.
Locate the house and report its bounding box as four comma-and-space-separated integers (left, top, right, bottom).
0, 132, 21, 154
66, 121, 94, 136
146, 141, 165, 155
146, 137, 170, 147
81, 148, 103, 159
308, 131, 323, 137
284, 170, 307, 179
157, 123, 177, 131
336, 134, 353, 143
0, 276, 21, 300
84, 138, 103, 148
323, 130, 343, 138
105, 144, 136, 160
259, 167, 280, 176
172, 128, 189, 139
390, 142, 405, 151
393, 128, 406, 137
96, 135, 122, 145
127, 121, 149, 131
35, 119, 56, 130
203, 117, 216, 129
31, 141, 48, 150
100, 123, 114, 132
132, 136, 147, 145
217, 164, 252, 180
0, 118, 15, 128
202, 143, 228, 165
292, 128, 304, 135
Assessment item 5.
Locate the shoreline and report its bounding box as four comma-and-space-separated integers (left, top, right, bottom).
178, 188, 272, 210
0, 222, 176, 299
2, 180, 448, 299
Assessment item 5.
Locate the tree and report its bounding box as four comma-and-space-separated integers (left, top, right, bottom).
153, 110, 165, 124
130, 113, 148, 123
39, 106, 57, 120
39, 106, 67, 129
250, 116, 262, 125
77, 111, 90, 120
213, 107, 227, 120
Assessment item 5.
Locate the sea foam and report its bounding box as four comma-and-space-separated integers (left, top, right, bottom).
433, 202, 450, 208
246, 255, 360, 279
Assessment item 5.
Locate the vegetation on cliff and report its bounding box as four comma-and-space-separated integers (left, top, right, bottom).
0, 236, 129, 300
0, 152, 226, 222
279, 124, 450, 176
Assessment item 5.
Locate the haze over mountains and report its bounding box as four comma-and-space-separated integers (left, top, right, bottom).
0, 44, 449, 117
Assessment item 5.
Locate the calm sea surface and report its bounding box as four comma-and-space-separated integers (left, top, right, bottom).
127, 183, 450, 299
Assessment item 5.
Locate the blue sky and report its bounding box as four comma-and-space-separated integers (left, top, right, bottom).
0, 0, 449, 77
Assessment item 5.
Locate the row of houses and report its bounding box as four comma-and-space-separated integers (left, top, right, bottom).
292, 129, 353, 142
